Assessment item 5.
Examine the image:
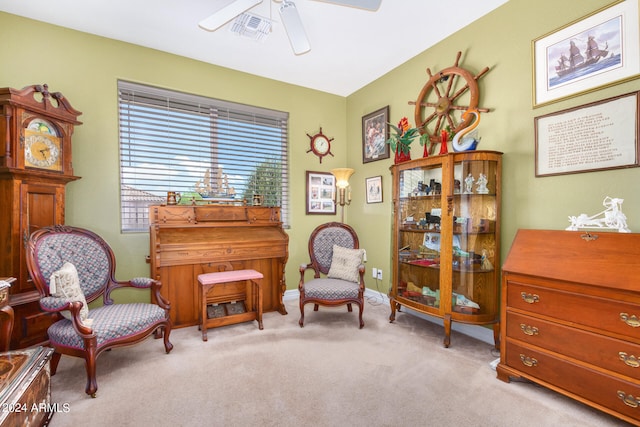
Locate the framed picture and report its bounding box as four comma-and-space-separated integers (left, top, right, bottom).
362, 106, 390, 163
306, 171, 336, 214
534, 91, 639, 177
365, 176, 383, 204
532, 0, 639, 107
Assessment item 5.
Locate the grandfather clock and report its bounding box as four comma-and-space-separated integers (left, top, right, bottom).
0, 84, 82, 348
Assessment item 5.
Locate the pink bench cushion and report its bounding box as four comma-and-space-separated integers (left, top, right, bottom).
198, 269, 263, 285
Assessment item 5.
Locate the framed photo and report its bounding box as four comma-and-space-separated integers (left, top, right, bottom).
306, 171, 336, 214
532, 0, 639, 107
534, 91, 639, 177
362, 106, 390, 163
365, 176, 383, 204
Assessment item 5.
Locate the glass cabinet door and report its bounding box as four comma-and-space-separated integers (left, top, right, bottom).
391, 151, 502, 348
450, 157, 499, 320
396, 163, 445, 313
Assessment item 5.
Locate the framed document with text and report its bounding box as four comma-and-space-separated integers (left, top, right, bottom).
534, 91, 639, 177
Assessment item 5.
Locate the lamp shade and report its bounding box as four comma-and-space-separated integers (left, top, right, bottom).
331, 168, 355, 188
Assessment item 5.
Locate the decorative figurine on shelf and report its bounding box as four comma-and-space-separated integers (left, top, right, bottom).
439, 129, 449, 155
464, 173, 474, 194
566, 196, 631, 233
476, 173, 489, 194
454, 179, 461, 194
429, 179, 441, 195
481, 249, 493, 271
452, 108, 481, 152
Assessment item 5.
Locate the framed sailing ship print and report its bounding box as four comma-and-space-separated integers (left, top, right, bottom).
532, 0, 639, 107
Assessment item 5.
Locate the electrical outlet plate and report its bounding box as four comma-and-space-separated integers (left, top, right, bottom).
376, 269, 383, 280
372, 268, 378, 279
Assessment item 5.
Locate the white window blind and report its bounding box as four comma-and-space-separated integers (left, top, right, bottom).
118, 81, 289, 232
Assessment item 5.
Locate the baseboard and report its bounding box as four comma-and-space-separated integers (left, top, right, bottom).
284, 289, 495, 346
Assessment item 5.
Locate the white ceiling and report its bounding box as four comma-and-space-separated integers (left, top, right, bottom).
0, 0, 508, 96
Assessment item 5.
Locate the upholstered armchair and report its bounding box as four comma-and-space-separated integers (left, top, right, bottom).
298, 222, 366, 328
25, 225, 173, 397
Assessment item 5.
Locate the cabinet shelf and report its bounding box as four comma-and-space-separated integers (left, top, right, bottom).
401, 260, 495, 273
390, 151, 502, 348
400, 227, 495, 235
400, 193, 497, 200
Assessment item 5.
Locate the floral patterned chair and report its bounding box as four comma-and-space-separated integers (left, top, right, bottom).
25, 225, 173, 397
298, 222, 366, 328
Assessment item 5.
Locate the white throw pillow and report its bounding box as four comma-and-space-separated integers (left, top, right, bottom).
49, 262, 92, 326
327, 245, 364, 283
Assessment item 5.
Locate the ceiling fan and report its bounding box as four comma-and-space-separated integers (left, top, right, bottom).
198, 0, 382, 55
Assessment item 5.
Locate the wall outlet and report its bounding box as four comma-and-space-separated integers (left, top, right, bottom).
372, 267, 378, 279
376, 269, 383, 280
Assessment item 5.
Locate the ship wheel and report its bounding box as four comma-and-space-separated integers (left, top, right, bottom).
411, 51, 490, 154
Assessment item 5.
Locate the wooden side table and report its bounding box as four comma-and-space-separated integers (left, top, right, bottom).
0, 278, 14, 352
0, 346, 54, 427
197, 270, 264, 341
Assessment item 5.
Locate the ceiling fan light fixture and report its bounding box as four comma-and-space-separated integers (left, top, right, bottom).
279, 0, 311, 55
230, 12, 273, 41
199, 0, 264, 31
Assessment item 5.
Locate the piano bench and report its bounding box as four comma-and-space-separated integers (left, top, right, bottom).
197, 269, 264, 341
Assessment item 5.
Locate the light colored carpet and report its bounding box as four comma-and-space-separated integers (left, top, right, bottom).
47, 294, 626, 426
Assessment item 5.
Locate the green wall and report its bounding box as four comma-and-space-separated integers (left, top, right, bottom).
0, 12, 348, 300
347, 0, 640, 293
2, 0, 639, 303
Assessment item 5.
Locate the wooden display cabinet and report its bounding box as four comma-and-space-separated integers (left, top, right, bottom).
389, 151, 502, 348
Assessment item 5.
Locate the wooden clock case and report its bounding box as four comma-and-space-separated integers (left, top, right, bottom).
0, 84, 82, 348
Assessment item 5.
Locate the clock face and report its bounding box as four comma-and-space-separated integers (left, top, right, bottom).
24, 132, 62, 171
313, 135, 330, 155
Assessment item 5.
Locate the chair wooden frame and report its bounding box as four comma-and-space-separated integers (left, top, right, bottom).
25, 225, 173, 397
298, 222, 365, 328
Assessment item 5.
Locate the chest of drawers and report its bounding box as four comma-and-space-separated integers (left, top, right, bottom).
497, 229, 640, 425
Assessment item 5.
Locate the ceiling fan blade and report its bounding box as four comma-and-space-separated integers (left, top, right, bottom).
199, 0, 263, 31
279, 1, 310, 55
311, 0, 381, 11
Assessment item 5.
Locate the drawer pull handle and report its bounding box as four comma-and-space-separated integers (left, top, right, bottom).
519, 354, 537, 367
617, 391, 640, 408
619, 352, 640, 368
519, 324, 539, 336
520, 292, 539, 304
620, 313, 640, 328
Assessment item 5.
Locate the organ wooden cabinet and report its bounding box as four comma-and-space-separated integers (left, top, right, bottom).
148, 204, 289, 328
497, 229, 640, 426
389, 151, 502, 348
0, 84, 82, 349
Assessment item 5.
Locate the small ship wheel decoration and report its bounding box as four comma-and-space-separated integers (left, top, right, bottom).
306, 127, 334, 163
410, 51, 491, 154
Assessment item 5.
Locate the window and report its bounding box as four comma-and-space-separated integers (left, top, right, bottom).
118, 81, 289, 232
